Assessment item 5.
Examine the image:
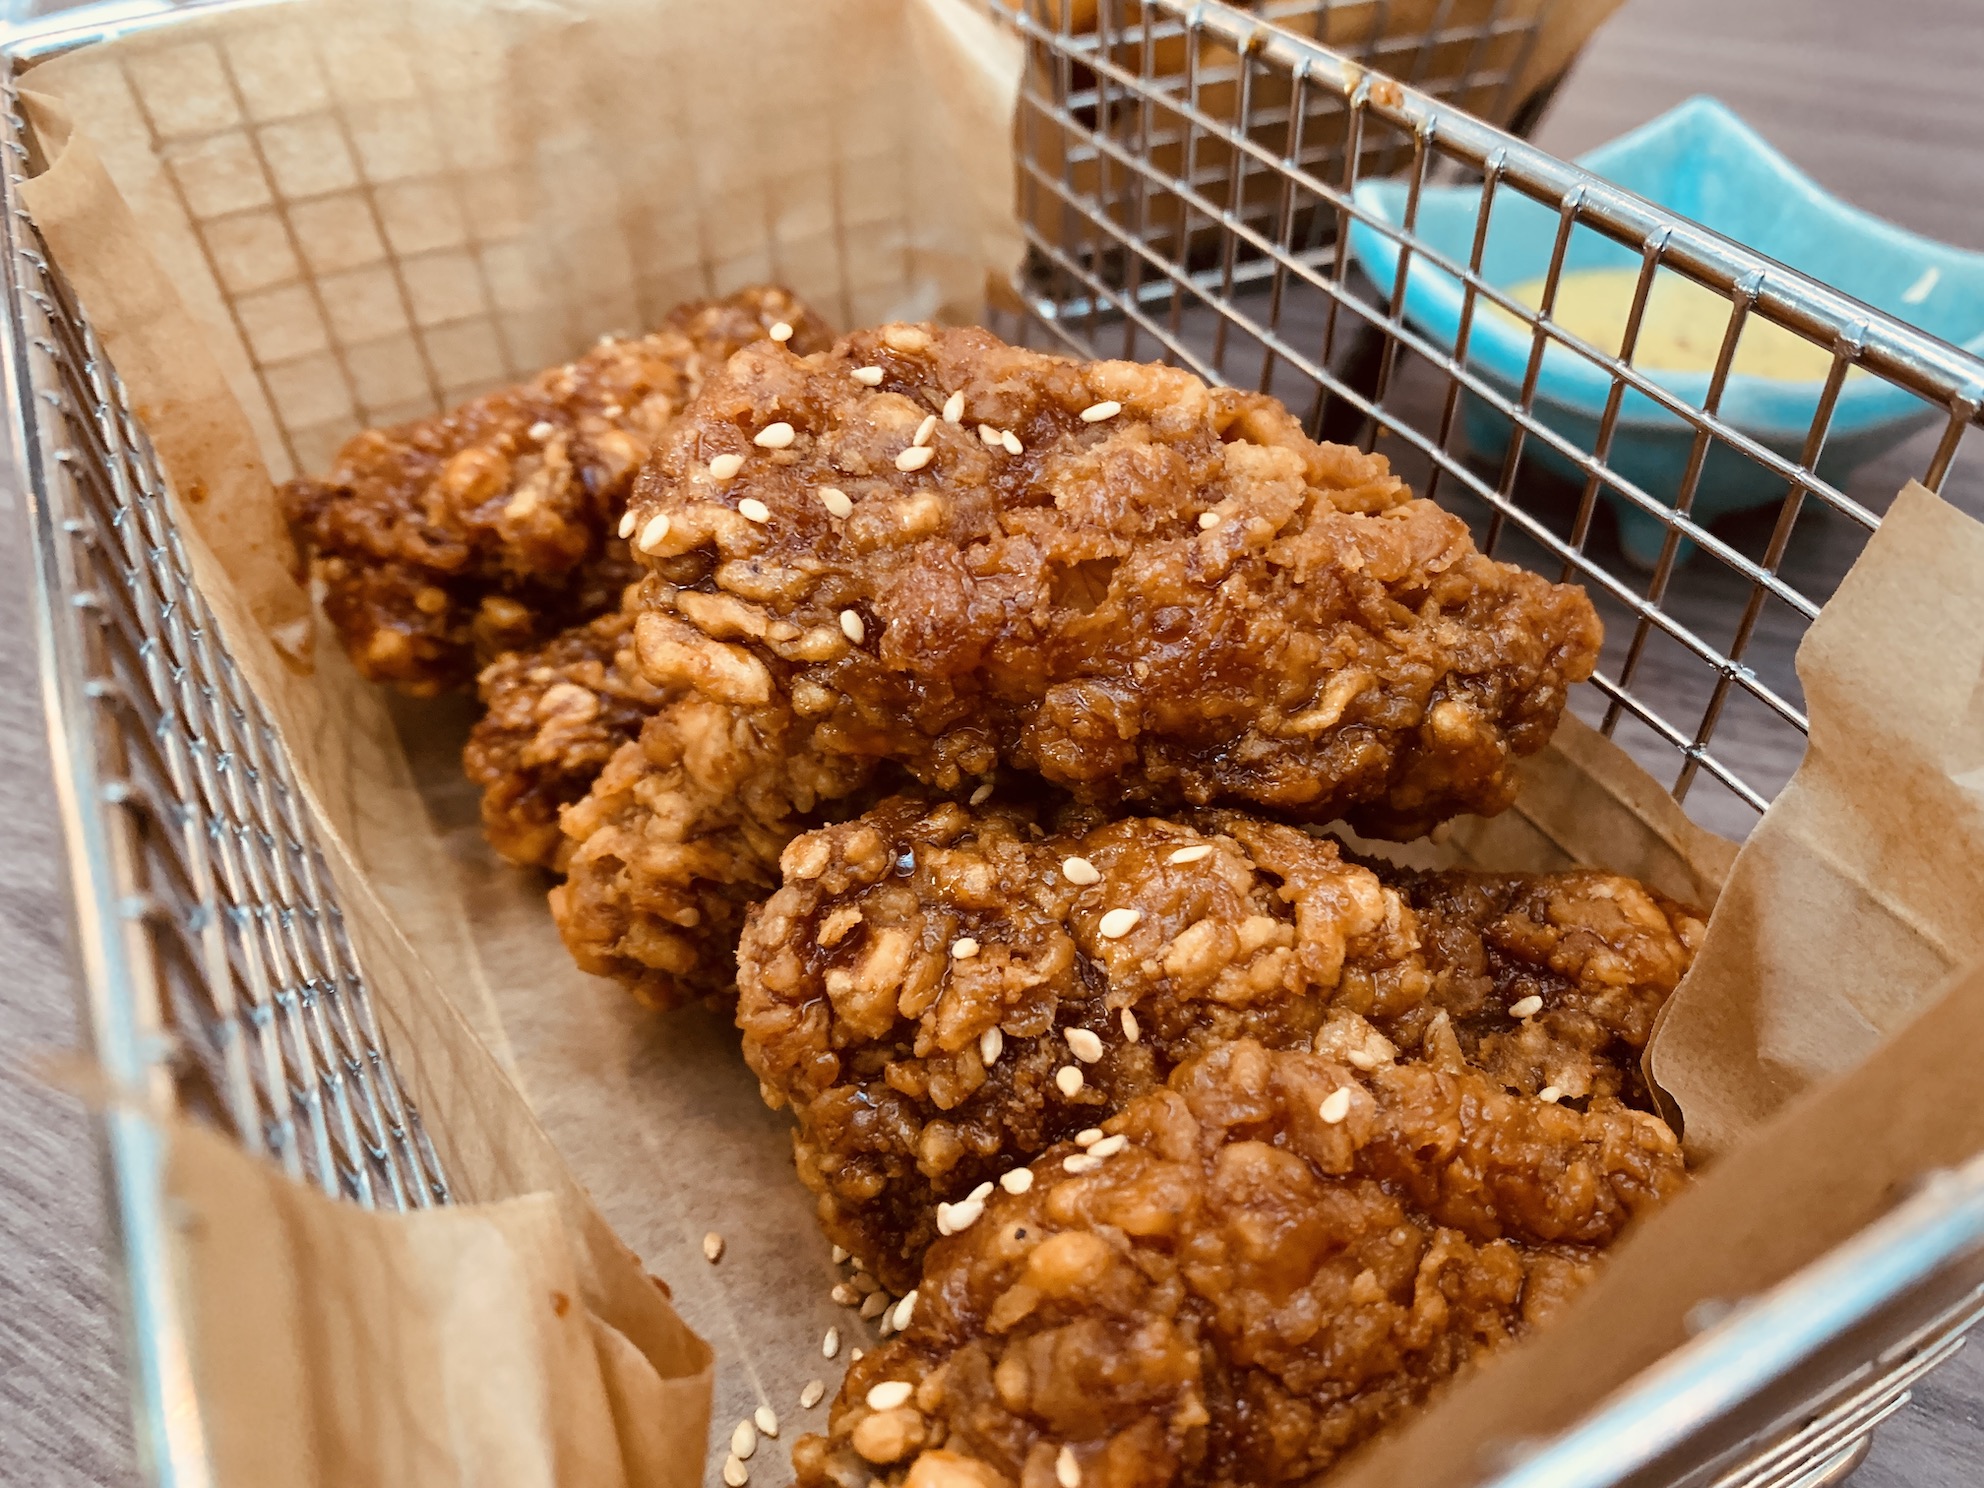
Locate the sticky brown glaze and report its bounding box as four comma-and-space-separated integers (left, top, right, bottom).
282, 286, 832, 693
793, 1039, 1686, 1488
1376, 861, 1708, 1109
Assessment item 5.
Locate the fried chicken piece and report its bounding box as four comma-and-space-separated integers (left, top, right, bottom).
1385, 863, 1708, 1109
463, 591, 665, 869
735, 797, 1702, 1292
737, 797, 1430, 1290
793, 1039, 1687, 1488
282, 287, 832, 694
559, 322, 1601, 999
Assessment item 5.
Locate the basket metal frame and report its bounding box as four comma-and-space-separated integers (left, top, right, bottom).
10, 0, 1984, 1484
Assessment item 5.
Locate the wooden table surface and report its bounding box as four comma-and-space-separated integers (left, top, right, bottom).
5, 0, 1984, 1482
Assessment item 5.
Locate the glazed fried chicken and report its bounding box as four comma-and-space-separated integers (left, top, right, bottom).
735, 796, 1701, 1292
736, 796, 1429, 1290
282, 286, 831, 693
464, 591, 664, 870
556, 323, 1601, 1001
792, 1039, 1687, 1488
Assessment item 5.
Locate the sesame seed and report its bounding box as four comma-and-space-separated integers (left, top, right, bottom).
1075, 1128, 1103, 1147
1064, 1027, 1104, 1063
1121, 1008, 1141, 1043
732, 1419, 758, 1459
979, 423, 1002, 445
1168, 844, 1213, 865
1056, 1065, 1084, 1097
710, 452, 745, 480
1000, 1167, 1034, 1195
800, 1380, 826, 1410
1319, 1088, 1352, 1125
892, 1291, 917, 1329
936, 1197, 984, 1236
1063, 1152, 1103, 1174
839, 610, 866, 644
1061, 856, 1100, 886
913, 413, 938, 447
1089, 1134, 1128, 1158
1057, 1446, 1081, 1488
979, 1026, 1004, 1065
850, 1272, 878, 1293
952, 937, 981, 959
896, 444, 935, 472
823, 1327, 841, 1359
831, 1245, 849, 1264
970, 781, 994, 805
1198, 512, 1219, 529
1002, 430, 1024, 455
1539, 1086, 1563, 1104
1080, 400, 1123, 423
866, 1381, 914, 1412
528, 420, 556, 440
859, 1291, 889, 1319
969, 1181, 994, 1202
638, 513, 672, 554
769, 321, 794, 343
852, 365, 885, 386
754, 421, 796, 450
850, 1349, 864, 1363
1098, 908, 1142, 940
756, 1405, 779, 1438
820, 486, 854, 518
739, 497, 771, 523
1510, 995, 1544, 1019
722, 1455, 749, 1487
703, 1230, 724, 1262
1346, 1049, 1379, 1071
943, 390, 965, 423
832, 1282, 859, 1306
617, 510, 637, 539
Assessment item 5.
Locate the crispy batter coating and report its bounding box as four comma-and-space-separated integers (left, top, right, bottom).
463, 591, 664, 870
546, 694, 882, 1009
793, 1040, 1686, 1488
560, 323, 1600, 999
282, 287, 831, 694
1384, 862, 1708, 1109
737, 797, 1428, 1290
735, 797, 1701, 1292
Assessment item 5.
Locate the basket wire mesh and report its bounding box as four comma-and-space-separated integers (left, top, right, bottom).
10, 0, 1984, 1485
996, 0, 1984, 842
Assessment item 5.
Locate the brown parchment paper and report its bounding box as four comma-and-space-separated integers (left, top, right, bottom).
28, 0, 1984, 1484
1649, 481, 1984, 1158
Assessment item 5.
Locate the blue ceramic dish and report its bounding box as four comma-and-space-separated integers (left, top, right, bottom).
1348, 96, 1984, 564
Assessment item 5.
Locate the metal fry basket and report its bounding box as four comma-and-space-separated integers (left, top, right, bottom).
10, 0, 1984, 1485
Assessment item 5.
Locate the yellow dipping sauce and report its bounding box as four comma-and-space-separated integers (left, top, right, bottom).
1499, 267, 1841, 382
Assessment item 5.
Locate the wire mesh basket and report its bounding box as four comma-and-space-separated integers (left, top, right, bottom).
11, 0, 1984, 1485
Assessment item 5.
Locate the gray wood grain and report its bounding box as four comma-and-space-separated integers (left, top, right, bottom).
3, 0, 1982, 1482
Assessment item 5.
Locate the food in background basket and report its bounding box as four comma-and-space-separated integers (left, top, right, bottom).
280, 286, 833, 694
791, 1038, 1687, 1488
737, 795, 1701, 1292
556, 322, 1602, 1004
464, 589, 664, 870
